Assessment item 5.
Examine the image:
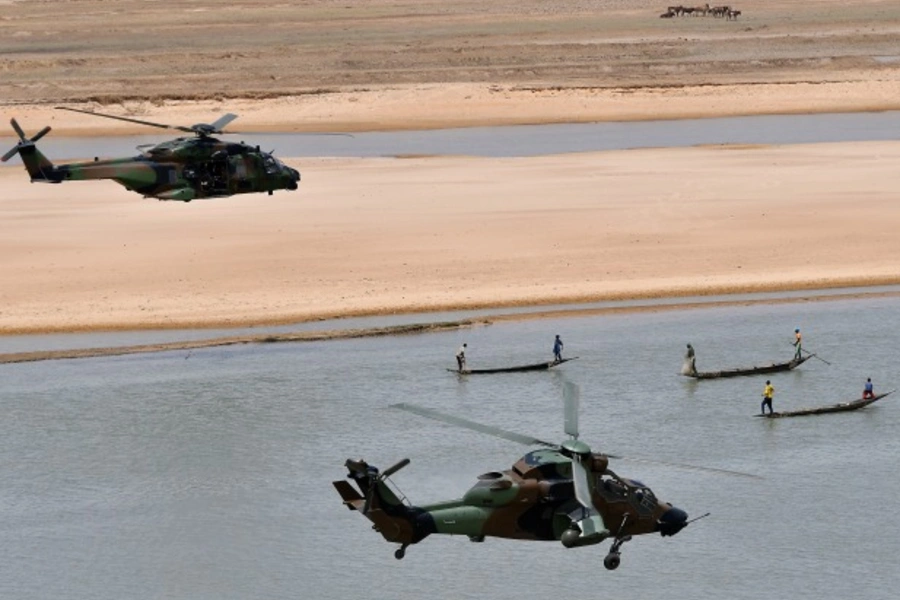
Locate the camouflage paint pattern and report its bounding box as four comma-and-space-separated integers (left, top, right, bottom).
3, 118, 300, 202
334, 449, 689, 557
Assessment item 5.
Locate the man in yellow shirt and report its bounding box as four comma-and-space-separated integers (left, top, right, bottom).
761, 380, 775, 415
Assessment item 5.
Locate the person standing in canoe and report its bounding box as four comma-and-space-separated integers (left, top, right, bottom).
761, 380, 775, 415
792, 328, 802, 361
683, 343, 697, 375
863, 378, 875, 399
456, 343, 467, 372
553, 335, 564, 363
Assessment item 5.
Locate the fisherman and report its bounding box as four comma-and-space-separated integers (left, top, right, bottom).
684, 343, 697, 375
456, 343, 467, 372
792, 328, 802, 361
761, 380, 775, 415
863, 378, 875, 399
553, 335, 564, 363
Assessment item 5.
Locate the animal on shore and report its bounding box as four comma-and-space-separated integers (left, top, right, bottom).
659, 4, 737, 19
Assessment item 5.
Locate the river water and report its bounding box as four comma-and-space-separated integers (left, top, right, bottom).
3, 110, 900, 163
2, 294, 899, 599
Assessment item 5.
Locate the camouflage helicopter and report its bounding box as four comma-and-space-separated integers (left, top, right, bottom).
1, 107, 300, 202
334, 384, 744, 569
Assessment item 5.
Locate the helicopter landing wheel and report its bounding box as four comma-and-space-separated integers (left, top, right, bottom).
603, 552, 621, 571
394, 544, 408, 560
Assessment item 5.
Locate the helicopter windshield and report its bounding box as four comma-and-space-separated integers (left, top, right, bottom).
263, 155, 282, 175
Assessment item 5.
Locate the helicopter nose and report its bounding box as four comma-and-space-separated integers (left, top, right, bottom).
284, 167, 300, 190
658, 506, 689, 537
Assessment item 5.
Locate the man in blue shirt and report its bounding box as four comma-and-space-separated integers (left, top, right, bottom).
863, 378, 875, 399
553, 335, 564, 363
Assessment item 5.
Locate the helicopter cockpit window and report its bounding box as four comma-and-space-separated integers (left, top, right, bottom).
263, 155, 279, 174
597, 475, 629, 500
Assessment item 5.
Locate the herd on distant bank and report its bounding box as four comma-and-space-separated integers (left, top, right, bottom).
660, 4, 742, 19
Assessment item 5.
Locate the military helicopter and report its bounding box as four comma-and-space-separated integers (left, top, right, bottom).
1, 107, 300, 202
334, 384, 745, 569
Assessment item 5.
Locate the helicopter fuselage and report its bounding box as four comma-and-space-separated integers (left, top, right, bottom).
334, 452, 688, 553
3, 115, 301, 202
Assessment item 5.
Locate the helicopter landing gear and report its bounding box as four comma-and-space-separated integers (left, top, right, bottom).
394, 544, 409, 560
603, 535, 632, 571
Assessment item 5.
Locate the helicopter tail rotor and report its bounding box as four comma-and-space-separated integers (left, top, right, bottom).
361, 458, 410, 514
2, 119, 51, 162
2, 119, 60, 182
337, 458, 411, 516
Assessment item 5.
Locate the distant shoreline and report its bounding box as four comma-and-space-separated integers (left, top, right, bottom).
3, 287, 897, 364
6, 79, 900, 137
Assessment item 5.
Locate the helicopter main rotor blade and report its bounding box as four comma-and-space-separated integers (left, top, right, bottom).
570, 454, 596, 510
605, 454, 761, 479
208, 113, 238, 132
563, 381, 580, 439
55, 107, 194, 134
390, 403, 557, 448
390, 403, 760, 478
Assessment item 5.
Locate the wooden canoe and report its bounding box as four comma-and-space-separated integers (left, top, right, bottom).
756, 390, 895, 419
684, 355, 811, 379
448, 357, 578, 374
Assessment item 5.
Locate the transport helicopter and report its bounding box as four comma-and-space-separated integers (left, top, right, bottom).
1, 107, 300, 202
333, 384, 746, 569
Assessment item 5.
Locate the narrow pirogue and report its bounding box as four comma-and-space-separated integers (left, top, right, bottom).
756, 390, 895, 418
684, 355, 811, 379
448, 357, 578, 374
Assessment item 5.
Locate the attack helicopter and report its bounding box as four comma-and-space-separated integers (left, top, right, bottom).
1, 107, 300, 202
334, 384, 743, 569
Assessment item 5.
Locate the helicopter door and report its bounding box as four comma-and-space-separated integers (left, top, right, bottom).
229, 155, 253, 193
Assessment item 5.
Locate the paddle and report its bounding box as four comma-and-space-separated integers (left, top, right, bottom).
794, 345, 831, 366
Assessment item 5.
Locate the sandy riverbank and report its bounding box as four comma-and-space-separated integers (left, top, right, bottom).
5, 77, 900, 136
2, 0, 900, 336
2, 140, 899, 335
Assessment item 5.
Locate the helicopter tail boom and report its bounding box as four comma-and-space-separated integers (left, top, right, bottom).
2, 119, 62, 183
334, 458, 434, 550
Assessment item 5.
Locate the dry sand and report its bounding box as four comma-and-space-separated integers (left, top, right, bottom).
2, 142, 899, 334
1, 0, 899, 335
